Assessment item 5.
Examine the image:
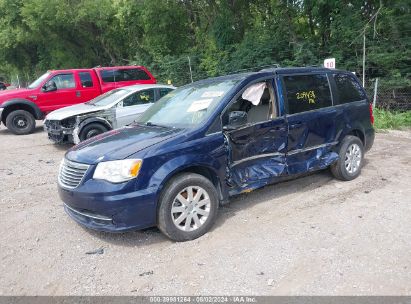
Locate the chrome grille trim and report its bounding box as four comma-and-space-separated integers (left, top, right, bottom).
58, 159, 90, 189
64, 204, 112, 221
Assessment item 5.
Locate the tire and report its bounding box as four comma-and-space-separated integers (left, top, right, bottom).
79, 123, 108, 141
331, 135, 364, 181
157, 173, 219, 242
5, 110, 36, 135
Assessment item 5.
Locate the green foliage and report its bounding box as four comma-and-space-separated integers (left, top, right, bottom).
0, 0, 409, 90
374, 108, 411, 129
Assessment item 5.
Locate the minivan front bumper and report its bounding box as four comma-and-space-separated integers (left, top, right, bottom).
58, 181, 158, 232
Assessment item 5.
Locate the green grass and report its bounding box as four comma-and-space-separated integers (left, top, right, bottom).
373, 108, 411, 130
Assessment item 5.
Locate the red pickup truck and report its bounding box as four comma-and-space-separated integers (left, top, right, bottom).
0, 66, 156, 135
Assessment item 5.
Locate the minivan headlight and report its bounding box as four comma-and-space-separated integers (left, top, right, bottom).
93, 159, 142, 183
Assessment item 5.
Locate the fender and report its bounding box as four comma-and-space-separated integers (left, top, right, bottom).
71, 116, 113, 144
147, 153, 228, 203
337, 120, 366, 149
0, 99, 44, 120
77, 116, 112, 132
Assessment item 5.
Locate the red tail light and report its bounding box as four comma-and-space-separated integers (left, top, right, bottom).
369, 103, 374, 125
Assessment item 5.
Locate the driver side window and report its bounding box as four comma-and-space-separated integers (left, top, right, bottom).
223, 80, 277, 128
49, 74, 75, 89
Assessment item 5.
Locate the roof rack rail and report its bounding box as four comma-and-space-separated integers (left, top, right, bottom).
228, 64, 281, 75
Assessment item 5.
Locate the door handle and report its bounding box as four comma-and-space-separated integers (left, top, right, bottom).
76, 91, 81, 97
270, 126, 286, 132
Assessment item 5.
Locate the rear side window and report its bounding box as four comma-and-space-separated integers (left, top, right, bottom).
79, 72, 93, 88
100, 68, 151, 83
283, 74, 332, 115
159, 88, 173, 98
122, 89, 155, 107
333, 74, 366, 104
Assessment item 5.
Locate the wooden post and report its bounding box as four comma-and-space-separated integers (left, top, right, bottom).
373, 78, 379, 108
362, 33, 366, 87
188, 56, 193, 83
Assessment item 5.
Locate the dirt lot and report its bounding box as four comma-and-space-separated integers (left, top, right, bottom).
0, 123, 410, 296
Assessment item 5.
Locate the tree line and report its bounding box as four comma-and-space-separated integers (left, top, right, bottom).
0, 0, 409, 88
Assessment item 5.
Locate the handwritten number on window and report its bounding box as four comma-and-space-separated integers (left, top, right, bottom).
296, 91, 316, 104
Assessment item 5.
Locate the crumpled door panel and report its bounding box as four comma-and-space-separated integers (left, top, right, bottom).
226, 117, 288, 193
287, 108, 340, 175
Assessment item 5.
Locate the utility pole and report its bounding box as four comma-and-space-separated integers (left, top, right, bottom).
362, 32, 366, 87
188, 56, 193, 83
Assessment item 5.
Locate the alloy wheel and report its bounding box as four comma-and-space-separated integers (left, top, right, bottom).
171, 186, 211, 232
345, 143, 362, 174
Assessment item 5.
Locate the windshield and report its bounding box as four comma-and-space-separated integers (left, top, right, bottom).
86, 89, 130, 106
27, 72, 51, 89
137, 80, 239, 128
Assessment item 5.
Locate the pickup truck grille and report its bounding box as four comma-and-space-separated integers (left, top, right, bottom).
58, 159, 90, 189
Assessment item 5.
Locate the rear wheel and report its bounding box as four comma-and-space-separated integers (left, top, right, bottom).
79, 123, 108, 141
5, 110, 36, 135
331, 135, 364, 181
157, 173, 219, 241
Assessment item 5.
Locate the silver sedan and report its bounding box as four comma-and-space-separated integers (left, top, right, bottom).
44, 84, 175, 144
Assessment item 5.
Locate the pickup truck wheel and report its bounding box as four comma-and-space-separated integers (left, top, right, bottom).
331, 135, 364, 181
157, 173, 219, 242
5, 110, 36, 135
79, 123, 108, 141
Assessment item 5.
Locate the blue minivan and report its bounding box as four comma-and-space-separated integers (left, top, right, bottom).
58, 67, 375, 241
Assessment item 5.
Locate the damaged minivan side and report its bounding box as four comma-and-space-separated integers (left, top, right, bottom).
44, 84, 175, 144
58, 67, 374, 241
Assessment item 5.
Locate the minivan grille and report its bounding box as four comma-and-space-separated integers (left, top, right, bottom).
58, 159, 90, 189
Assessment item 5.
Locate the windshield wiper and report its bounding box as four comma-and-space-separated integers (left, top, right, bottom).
146, 121, 169, 128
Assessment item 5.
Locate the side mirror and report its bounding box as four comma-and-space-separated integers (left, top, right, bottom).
42, 80, 57, 92
223, 111, 248, 130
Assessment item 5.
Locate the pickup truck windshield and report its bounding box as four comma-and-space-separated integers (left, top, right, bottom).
86, 89, 130, 106
137, 80, 239, 128
27, 72, 51, 89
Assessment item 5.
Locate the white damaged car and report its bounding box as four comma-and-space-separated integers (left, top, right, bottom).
44, 84, 175, 144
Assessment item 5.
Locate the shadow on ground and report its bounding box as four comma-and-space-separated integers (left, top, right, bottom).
85, 168, 344, 247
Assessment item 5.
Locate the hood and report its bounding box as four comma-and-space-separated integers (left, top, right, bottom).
0, 88, 35, 104
45, 103, 106, 121
66, 124, 183, 164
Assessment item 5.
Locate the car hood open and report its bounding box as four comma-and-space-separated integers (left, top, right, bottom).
65, 124, 182, 164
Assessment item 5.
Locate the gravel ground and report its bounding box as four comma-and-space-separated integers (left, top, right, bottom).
0, 123, 410, 296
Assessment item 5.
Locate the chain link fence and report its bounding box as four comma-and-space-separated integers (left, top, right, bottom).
7, 75, 32, 89
365, 79, 411, 111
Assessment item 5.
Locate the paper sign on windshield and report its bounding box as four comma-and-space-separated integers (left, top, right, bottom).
201, 91, 224, 98
187, 99, 213, 112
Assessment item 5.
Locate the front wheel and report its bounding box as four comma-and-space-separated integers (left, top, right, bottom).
157, 173, 219, 241
5, 110, 36, 135
331, 135, 364, 181
79, 123, 108, 141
